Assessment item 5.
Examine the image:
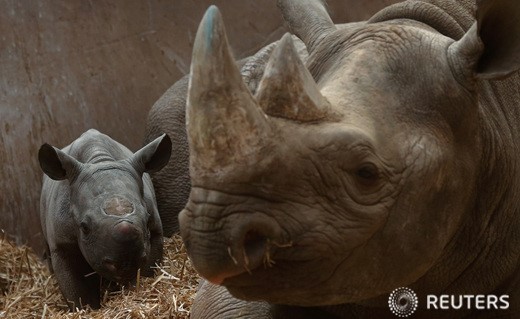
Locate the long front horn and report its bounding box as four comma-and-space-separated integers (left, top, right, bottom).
277, 0, 336, 52
255, 34, 334, 122
187, 6, 271, 175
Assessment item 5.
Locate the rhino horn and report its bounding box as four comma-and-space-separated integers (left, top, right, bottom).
187, 6, 271, 172
277, 0, 336, 52
255, 33, 334, 122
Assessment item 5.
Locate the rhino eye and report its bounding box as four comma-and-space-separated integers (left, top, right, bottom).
80, 221, 91, 235
355, 163, 379, 184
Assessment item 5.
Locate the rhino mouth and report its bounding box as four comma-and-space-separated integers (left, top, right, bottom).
180, 189, 296, 285
186, 222, 290, 284
217, 252, 355, 305
95, 260, 145, 284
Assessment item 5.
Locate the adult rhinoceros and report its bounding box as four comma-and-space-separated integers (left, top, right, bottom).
178, 0, 519, 317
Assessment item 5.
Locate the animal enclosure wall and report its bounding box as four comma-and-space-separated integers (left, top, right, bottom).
0, 0, 398, 255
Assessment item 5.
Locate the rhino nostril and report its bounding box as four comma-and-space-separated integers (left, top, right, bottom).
242, 230, 267, 268
140, 252, 147, 263
103, 258, 118, 273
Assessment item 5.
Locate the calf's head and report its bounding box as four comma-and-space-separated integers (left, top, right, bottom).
180, 0, 520, 305
39, 134, 171, 282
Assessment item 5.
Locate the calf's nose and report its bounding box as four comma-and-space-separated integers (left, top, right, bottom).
112, 220, 141, 243
103, 258, 118, 274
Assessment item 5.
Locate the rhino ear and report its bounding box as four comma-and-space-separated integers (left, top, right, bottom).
38, 144, 81, 181
449, 0, 520, 79
131, 134, 172, 174
277, 0, 336, 53
255, 33, 334, 122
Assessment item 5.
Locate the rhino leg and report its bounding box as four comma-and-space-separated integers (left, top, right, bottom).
191, 280, 274, 319
42, 242, 53, 273
141, 228, 163, 277
192, 281, 336, 319
51, 248, 101, 310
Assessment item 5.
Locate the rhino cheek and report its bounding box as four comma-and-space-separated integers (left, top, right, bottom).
198, 138, 465, 304
344, 139, 477, 295
78, 239, 106, 273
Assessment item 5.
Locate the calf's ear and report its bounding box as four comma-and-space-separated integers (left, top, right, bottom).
449, 0, 520, 79
131, 134, 172, 174
38, 144, 82, 181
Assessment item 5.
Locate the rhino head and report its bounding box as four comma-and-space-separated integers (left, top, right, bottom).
39, 134, 171, 283
180, 0, 520, 305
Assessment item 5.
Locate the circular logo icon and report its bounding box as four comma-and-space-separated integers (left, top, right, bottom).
388, 287, 418, 317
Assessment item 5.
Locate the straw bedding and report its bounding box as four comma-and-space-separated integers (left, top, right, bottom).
0, 230, 200, 318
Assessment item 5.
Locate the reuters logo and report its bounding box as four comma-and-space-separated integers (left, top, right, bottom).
388, 287, 418, 317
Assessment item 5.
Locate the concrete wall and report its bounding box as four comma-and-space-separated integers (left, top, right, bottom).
0, 0, 399, 255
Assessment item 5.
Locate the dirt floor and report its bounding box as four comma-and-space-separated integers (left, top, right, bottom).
0, 231, 199, 319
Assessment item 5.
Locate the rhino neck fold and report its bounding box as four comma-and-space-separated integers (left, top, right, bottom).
369, 0, 475, 40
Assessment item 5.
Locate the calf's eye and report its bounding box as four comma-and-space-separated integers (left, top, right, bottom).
80, 221, 90, 235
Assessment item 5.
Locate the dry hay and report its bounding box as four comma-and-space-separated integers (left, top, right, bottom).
0, 229, 200, 318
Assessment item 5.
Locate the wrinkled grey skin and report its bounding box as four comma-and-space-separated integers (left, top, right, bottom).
144, 37, 307, 237
178, 0, 520, 318
39, 129, 171, 310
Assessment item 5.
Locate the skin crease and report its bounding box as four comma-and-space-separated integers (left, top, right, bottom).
180, 1, 520, 318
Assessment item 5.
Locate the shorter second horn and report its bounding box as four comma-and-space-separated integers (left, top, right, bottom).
255, 33, 333, 123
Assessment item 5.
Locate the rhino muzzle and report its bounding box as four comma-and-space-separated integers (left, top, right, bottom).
112, 220, 142, 243
93, 220, 147, 282
101, 249, 148, 282
181, 206, 285, 285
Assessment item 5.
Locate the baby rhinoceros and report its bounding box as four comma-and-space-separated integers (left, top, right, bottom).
38, 129, 171, 310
